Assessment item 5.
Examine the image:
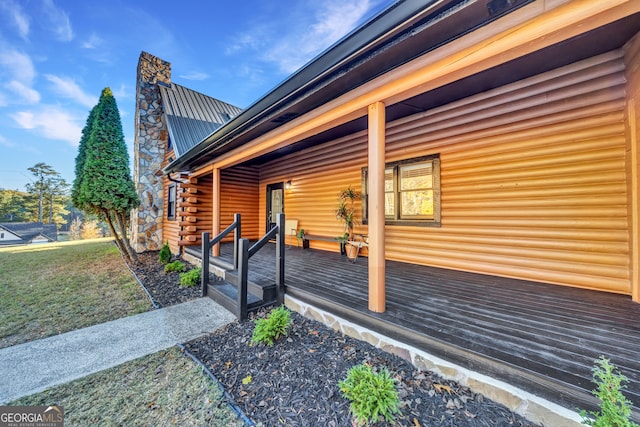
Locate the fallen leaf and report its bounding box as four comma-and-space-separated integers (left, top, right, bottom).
412, 417, 421, 427
242, 375, 252, 385
433, 383, 453, 394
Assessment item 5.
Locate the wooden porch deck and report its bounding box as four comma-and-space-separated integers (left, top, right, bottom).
212, 242, 640, 419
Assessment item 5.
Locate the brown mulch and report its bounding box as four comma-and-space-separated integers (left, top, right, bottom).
131, 251, 541, 427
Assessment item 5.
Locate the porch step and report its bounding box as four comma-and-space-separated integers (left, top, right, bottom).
225, 270, 277, 302
207, 279, 273, 315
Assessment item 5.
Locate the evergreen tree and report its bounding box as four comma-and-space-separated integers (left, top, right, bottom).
26, 162, 58, 223
71, 105, 97, 210
75, 87, 140, 263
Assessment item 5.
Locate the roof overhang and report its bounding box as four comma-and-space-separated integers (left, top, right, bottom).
165, 0, 640, 173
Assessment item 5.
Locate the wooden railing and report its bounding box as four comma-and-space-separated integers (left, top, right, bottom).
201, 213, 241, 297
236, 213, 285, 319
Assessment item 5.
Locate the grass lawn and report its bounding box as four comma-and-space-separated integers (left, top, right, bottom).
10, 347, 243, 427
0, 238, 152, 348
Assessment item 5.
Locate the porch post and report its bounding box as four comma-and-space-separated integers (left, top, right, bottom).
212, 167, 221, 257
368, 101, 386, 312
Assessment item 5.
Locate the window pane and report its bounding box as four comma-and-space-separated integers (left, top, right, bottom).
401, 190, 433, 217
385, 192, 395, 216
400, 162, 432, 190
384, 168, 394, 192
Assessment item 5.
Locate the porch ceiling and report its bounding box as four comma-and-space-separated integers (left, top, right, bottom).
241, 13, 640, 167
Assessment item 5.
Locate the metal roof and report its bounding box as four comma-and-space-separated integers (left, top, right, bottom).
159, 83, 242, 157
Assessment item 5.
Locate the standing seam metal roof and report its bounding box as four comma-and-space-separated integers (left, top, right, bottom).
159, 83, 242, 157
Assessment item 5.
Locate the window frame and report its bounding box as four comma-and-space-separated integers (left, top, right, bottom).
167, 184, 177, 220
362, 154, 441, 227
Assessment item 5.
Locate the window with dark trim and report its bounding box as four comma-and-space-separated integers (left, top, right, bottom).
167, 184, 176, 220
362, 154, 441, 226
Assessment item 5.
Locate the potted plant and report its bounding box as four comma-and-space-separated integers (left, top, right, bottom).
335, 186, 361, 258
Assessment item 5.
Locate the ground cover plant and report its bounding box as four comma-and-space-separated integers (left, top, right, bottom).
339, 364, 401, 426
251, 305, 291, 346
164, 260, 186, 273
10, 347, 243, 427
581, 356, 640, 427
179, 267, 201, 287
0, 238, 151, 349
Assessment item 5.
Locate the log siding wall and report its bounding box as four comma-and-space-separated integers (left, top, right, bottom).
259, 49, 632, 294
220, 166, 260, 241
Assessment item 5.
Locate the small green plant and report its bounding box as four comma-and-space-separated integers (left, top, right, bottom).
580, 356, 639, 427
179, 267, 201, 287
158, 241, 171, 265
296, 229, 305, 238
251, 305, 292, 346
339, 364, 401, 426
164, 260, 186, 273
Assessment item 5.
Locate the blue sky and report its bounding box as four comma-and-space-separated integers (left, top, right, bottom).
0, 0, 395, 191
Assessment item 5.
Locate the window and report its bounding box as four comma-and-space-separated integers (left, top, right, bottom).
362, 154, 440, 226
167, 184, 176, 220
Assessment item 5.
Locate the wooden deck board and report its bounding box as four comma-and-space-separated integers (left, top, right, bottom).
209, 242, 640, 418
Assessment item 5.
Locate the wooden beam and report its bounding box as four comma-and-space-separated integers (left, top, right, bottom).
368, 101, 386, 313
212, 167, 221, 257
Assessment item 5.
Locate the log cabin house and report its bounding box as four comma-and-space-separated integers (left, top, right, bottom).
130, 0, 640, 422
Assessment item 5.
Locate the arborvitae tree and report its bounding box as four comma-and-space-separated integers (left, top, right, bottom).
75, 87, 140, 263
71, 105, 97, 210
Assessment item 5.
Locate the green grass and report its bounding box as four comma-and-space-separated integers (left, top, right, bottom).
10, 347, 243, 427
0, 238, 152, 348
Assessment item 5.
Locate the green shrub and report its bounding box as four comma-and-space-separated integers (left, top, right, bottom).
580, 356, 640, 427
164, 260, 186, 273
251, 305, 291, 346
179, 267, 201, 287
339, 364, 400, 426
158, 241, 171, 265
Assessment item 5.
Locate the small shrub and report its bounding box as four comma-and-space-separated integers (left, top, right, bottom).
164, 260, 186, 273
158, 241, 172, 265
339, 364, 401, 426
179, 267, 201, 287
251, 305, 291, 346
580, 356, 640, 427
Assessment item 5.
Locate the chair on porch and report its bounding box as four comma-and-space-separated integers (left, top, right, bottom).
285, 219, 299, 248
345, 234, 368, 263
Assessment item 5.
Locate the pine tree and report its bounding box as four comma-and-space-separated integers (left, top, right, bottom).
75, 87, 140, 263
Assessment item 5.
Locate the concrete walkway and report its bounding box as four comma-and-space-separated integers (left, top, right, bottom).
0, 298, 235, 404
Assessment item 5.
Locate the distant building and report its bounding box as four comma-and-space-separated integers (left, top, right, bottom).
0, 222, 58, 245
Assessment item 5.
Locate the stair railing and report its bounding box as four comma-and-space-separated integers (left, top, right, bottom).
201, 213, 241, 297
236, 213, 285, 320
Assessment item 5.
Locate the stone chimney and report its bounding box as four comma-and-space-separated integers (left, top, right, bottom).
130, 52, 171, 252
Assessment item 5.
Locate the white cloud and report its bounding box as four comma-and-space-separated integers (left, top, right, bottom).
44, 74, 97, 108
0, 134, 15, 148
0, 49, 36, 83
228, 0, 376, 75
5, 80, 40, 104
179, 71, 210, 81
11, 106, 82, 146
42, 0, 73, 42
0, 0, 30, 40
112, 84, 131, 100
81, 32, 103, 49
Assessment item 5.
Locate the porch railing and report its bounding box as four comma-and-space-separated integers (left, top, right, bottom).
201, 213, 241, 297
236, 213, 285, 319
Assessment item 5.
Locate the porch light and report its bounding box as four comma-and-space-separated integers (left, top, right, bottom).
285, 180, 292, 190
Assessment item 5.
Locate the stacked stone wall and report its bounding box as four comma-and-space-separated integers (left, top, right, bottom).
130, 52, 171, 252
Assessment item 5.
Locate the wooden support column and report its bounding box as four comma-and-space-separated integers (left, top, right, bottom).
212, 167, 221, 257
368, 101, 386, 312
628, 99, 639, 303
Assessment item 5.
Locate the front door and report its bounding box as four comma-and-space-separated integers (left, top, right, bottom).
266, 182, 284, 232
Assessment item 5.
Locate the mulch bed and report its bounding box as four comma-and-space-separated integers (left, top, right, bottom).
130, 251, 201, 307
132, 251, 540, 427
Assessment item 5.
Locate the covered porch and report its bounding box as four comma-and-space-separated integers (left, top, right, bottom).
208, 241, 640, 421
